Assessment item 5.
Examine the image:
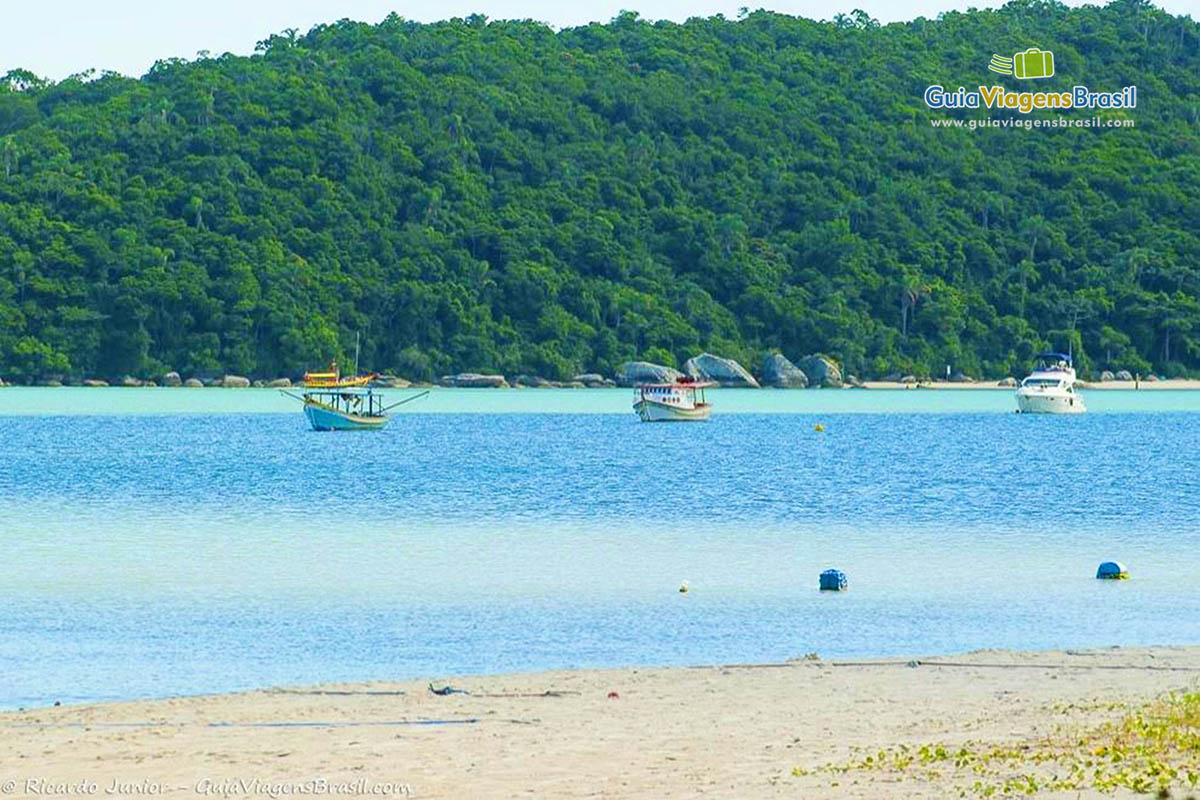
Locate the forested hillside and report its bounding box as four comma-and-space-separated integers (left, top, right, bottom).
0, 0, 1198, 382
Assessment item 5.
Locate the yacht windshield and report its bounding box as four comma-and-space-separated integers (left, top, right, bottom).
1022, 378, 1064, 388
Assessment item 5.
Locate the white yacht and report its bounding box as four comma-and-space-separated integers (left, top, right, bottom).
1015, 353, 1086, 414
632, 377, 714, 422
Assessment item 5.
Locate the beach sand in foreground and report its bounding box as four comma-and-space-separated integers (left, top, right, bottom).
4, 647, 1200, 798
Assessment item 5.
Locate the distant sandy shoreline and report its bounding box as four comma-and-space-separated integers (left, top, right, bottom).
4, 378, 1200, 390
866, 378, 1200, 390
4, 646, 1199, 798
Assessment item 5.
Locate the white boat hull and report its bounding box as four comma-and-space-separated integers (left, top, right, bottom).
1015, 390, 1086, 414
634, 400, 712, 422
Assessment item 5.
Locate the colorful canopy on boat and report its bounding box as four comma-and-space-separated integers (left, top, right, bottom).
634, 378, 717, 389
302, 372, 378, 388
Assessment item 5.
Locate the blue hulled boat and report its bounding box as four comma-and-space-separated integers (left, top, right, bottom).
284, 364, 428, 431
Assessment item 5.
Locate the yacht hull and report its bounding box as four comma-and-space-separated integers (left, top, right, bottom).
633, 400, 712, 422
1014, 391, 1086, 414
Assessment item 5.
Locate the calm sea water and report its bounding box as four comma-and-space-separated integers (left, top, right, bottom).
2, 387, 1199, 708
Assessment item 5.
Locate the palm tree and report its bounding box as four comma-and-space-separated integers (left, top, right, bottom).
1018, 215, 1048, 263
844, 196, 870, 233
1098, 325, 1130, 367
1116, 247, 1152, 287
1, 136, 16, 178
974, 191, 1007, 232
1160, 293, 1199, 365
446, 113, 468, 142
187, 196, 206, 230
1013, 216, 1050, 316
898, 277, 929, 338
1012, 259, 1039, 317
716, 214, 747, 257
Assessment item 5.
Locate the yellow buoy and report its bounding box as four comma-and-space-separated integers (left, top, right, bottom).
814, 423, 825, 432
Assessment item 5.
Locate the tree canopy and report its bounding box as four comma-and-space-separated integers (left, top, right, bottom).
0, 0, 1197, 382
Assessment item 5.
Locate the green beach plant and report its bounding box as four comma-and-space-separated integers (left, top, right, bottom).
792, 692, 1200, 797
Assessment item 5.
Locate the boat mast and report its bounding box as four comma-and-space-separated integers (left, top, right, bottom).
353, 331, 361, 376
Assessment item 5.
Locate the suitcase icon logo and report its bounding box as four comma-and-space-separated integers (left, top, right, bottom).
988, 48, 1055, 79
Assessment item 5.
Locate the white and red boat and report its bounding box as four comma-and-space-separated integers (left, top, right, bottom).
632, 377, 715, 422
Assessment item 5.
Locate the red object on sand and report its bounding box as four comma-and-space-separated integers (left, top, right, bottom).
607, 691, 620, 699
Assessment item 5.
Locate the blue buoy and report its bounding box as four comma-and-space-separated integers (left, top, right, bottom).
1096, 561, 1128, 580
819, 569, 848, 592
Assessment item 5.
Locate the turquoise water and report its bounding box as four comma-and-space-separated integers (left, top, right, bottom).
2, 385, 1200, 415
2, 388, 1199, 708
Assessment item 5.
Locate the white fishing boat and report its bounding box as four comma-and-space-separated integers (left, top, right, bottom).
1015, 353, 1086, 414
633, 377, 714, 422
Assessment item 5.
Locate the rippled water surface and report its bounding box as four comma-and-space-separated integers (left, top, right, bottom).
2, 388, 1199, 708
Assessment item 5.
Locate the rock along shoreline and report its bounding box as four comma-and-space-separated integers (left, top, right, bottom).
6, 355, 1195, 390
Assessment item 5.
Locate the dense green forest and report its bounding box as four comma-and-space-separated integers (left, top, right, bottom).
0, 0, 1197, 383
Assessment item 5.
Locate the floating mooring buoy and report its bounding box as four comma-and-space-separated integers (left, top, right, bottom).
1096, 561, 1128, 580
819, 569, 848, 592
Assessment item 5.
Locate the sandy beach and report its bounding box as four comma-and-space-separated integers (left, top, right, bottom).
4, 646, 1199, 799
865, 378, 1200, 390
